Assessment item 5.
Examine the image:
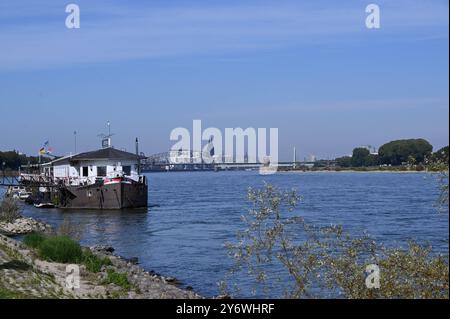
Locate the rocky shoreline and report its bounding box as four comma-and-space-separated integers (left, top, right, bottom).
0, 217, 52, 236
0, 219, 202, 299
89, 244, 201, 299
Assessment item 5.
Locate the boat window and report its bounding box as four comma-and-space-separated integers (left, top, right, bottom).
82, 167, 89, 177
97, 166, 107, 177
123, 166, 131, 176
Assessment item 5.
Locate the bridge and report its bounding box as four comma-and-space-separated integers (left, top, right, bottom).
140, 151, 322, 172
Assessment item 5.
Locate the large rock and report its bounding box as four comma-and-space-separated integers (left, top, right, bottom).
0, 217, 52, 235
90, 245, 115, 254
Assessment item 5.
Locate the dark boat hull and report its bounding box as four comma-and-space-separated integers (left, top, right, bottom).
60, 182, 148, 209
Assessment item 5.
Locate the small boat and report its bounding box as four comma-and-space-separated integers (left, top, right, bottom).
6, 186, 28, 199
259, 165, 278, 175
34, 202, 55, 209
18, 191, 33, 200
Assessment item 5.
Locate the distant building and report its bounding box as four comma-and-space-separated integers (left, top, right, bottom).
305, 154, 316, 163
361, 145, 379, 156
169, 150, 193, 164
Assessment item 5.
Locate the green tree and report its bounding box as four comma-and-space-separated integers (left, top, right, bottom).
366, 154, 379, 167
430, 146, 449, 165
336, 156, 352, 168
378, 139, 433, 166
0, 150, 44, 170
351, 148, 370, 167
425, 146, 449, 212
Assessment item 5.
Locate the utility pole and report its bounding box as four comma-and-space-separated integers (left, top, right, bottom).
74, 131, 77, 154
293, 147, 297, 169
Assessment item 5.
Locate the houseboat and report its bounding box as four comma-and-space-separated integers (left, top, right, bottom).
21, 141, 148, 209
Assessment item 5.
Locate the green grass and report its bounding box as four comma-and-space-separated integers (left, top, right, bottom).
0, 286, 36, 299
23, 233, 112, 273
23, 233, 47, 249
25, 233, 83, 263
104, 270, 130, 289
38, 236, 83, 264
82, 250, 113, 273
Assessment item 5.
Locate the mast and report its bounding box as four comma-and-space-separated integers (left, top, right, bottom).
74, 130, 77, 154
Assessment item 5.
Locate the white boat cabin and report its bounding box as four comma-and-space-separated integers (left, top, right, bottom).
41, 147, 143, 186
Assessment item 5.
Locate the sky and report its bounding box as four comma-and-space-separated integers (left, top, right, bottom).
0, 0, 448, 161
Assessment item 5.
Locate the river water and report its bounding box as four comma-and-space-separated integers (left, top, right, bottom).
3, 171, 449, 298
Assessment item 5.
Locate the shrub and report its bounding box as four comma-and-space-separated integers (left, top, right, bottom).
38, 236, 83, 264
105, 270, 130, 289
223, 183, 449, 299
415, 164, 425, 171
23, 232, 47, 249
82, 250, 112, 273
0, 197, 20, 223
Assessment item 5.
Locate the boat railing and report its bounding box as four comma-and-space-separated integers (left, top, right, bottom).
12, 172, 146, 188
20, 173, 54, 185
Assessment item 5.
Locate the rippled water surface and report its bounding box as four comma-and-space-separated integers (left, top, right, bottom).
3, 171, 449, 297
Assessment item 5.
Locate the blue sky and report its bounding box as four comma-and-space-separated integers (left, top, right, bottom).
0, 0, 448, 160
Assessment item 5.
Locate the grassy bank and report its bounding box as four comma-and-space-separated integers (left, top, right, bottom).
0, 232, 201, 299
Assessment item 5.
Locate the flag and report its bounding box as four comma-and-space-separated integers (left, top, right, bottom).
39, 140, 52, 155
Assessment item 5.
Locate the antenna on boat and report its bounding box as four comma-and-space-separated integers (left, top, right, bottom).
98, 121, 115, 148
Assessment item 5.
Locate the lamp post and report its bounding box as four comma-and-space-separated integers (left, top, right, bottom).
74, 131, 77, 154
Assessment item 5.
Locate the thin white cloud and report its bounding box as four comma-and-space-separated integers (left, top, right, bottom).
0, 0, 448, 70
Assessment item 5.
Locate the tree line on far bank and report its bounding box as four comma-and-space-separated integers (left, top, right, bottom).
2, 138, 449, 171
0, 150, 44, 171
336, 139, 449, 169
